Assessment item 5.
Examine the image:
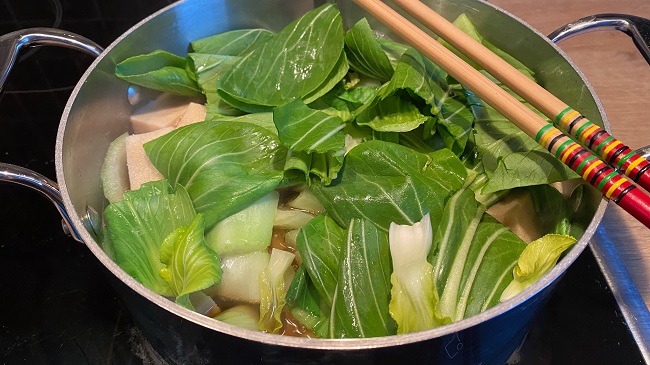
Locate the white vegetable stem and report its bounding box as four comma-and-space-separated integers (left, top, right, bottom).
389, 213, 433, 269
388, 213, 441, 333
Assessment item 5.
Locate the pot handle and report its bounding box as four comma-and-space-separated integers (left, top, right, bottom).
549, 14, 650, 174
0, 163, 85, 242
548, 14, 650, 65
0, 27, 103, 92
0, 28, 104, 242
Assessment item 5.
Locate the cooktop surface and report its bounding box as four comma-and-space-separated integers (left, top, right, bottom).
0, 0, 645, 364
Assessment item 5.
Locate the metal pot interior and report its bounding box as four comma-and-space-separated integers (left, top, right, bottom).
55, 0, 608, 350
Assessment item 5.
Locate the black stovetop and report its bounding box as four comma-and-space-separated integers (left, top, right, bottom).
0, 1, 645, 364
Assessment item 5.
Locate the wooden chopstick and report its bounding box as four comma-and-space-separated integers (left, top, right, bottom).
391, 0, 650, 194
351, 0, 650, 228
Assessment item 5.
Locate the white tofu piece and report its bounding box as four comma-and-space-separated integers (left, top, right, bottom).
130, 93, 190, 134
175, 102, 207, 128
125, 127, 173, 190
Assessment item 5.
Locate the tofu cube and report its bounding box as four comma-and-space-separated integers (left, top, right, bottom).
125, 127, 173, 190
130, 93, 190, 134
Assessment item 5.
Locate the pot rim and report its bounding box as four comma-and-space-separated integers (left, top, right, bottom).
54, 0, 609, 350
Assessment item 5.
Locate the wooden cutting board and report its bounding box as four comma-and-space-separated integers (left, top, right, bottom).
490, 0, 650, 306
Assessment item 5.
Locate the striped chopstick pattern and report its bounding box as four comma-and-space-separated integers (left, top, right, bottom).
535, 123, 637, 204
555, 107, 650, 189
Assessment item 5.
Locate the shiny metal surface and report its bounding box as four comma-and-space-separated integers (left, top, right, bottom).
0, 27, 103, 93
48, 0, 610, 362
548, 14, 650, 65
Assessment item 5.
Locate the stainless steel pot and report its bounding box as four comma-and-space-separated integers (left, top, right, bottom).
1, 0, 646, 363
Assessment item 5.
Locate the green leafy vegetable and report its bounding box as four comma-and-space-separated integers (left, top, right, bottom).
434, 94, 474, 156
309, 82, 377, 122
344, 18, 394, 81
258, 248, 296, 333
468, 73, 577, 194
205, 191, 279, 255
103, 180, 196, 296
431, 188, 526, 321
356, 94, 430, 132
500, 234, 576, 301
439, 14, 533, 74
273, 99, 347, 184
312, 140, 467, 231
528, 184, 571, 235
143, 121, 286, 228
185, 53, 243, 118
376, 48, 448, 115
214, 305, 260, 331
330, 218, 396, 338
190, 29, 274, 55
274, 99, 346, 154
208, 113, 277, 134
285, 266, 330, 337
159, 214, 222, 306
296, 214, 346, 308
217, 3, 346, 112
115, 50, 202, 97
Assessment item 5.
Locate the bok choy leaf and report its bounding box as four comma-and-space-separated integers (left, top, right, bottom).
143, 121, 286, 228
115, 50, 202, 97
103, 180, 196, 296
274, 99, 347, 184
344, 18, 394, 82
190, 29, 274, 55
258, 248, 296, 333
468, 72, 577, 194
159, 214, 222, 307
500, 234, 576, 301
330, 218, 396, 338
286, 266, 330, 337
273, 99, 346, 155
217, 3, 346, 112
285, 266, 329, 338
296, 214, 346, 308
311, 140, 467, 231
431, 188, 526, 321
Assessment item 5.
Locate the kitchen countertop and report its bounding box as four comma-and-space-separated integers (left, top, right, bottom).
0, 0, 649, 364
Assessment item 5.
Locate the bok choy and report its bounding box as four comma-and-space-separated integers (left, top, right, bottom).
388, 214, 444, 334
102, 3, 587, 339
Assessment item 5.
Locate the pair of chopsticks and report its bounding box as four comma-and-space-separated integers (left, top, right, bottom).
352, 0, 650, 228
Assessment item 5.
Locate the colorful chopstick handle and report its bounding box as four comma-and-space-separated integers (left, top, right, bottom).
536, 124, 650, 228
555, 107, 650, 192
